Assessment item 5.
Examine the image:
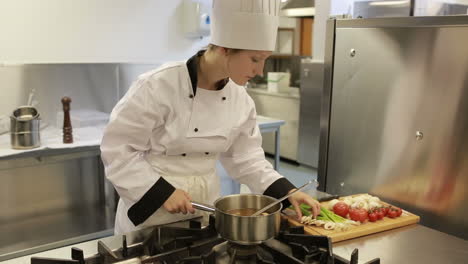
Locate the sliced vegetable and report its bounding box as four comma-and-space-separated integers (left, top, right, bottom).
324, 222, 336, 230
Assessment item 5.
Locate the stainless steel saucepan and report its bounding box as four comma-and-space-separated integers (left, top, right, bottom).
191, 194, 282, 245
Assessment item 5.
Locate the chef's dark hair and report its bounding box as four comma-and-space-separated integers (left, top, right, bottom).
207, 44, 242, 54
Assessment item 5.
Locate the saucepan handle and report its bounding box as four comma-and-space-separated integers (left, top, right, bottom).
191, 201, 216, 213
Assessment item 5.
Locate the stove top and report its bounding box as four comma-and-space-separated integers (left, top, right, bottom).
30, 216, 380, 264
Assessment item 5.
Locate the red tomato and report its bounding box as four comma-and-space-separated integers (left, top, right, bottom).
388, 210, 398, 218
368, 211, 378, 222
333, 202, 350, 218
348, 209, 359, 221
349, 208, 368, 222
376, 209, 384, 220
395, 207, 402, 217
382, 207, 389, 216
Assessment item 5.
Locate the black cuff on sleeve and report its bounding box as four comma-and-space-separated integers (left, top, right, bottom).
263, 178, 296, 209
127, 177, 176, 226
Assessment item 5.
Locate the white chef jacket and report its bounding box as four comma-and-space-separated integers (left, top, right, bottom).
101, 51, 295, 234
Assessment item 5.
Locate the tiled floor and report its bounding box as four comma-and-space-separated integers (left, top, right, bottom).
240, 156, 317, 194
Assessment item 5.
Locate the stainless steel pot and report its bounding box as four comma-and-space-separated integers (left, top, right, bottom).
192, 194, 282, 245
10, 106, 41, 149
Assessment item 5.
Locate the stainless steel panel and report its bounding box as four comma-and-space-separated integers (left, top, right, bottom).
0, 64, 119, 126
318, 18, 336, 191
321, 16, 468, 240
297, 59, 323, 168
0, 151, 115, 261
353, 0, 412, 18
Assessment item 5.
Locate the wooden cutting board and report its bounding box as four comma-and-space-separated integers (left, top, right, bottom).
285, 194, 420, 243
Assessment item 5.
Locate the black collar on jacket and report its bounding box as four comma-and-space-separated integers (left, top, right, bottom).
186, 50, 229, 96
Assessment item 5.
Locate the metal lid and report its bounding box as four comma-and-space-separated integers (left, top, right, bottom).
12, 106, 40, 121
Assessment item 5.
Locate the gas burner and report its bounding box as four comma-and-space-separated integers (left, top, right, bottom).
30, 216, 380, 264
226, 242, 258, 258
212, 241, 276, 264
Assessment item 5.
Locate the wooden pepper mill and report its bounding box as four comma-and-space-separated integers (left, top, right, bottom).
61, 96, 73, 144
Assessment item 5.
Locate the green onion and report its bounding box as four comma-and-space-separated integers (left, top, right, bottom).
319, 207, 347, 223
288, 203, 312, 216
290, 204, 346, 223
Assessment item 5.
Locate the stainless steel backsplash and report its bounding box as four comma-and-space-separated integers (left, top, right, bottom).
0, 63, 160, 125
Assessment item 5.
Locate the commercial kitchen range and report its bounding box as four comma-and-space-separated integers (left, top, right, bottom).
20, 216, 377, 264
4, 213, 467, 264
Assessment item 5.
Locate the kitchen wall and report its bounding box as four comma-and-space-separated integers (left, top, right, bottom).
0, 0, 210, 63
312, 0, 332, 62
0, 0, 210, 127
331, 0, 355, 16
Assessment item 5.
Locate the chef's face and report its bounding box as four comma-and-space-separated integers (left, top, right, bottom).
225, 49, 272, 86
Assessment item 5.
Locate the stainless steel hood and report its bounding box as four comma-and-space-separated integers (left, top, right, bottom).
280, 0, 315, 17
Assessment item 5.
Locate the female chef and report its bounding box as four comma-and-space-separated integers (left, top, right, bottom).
101, 0, 320, 234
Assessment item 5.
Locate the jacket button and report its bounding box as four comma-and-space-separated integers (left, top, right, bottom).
205, 152, 209, 155
194, 128, 198, 132
222, 97, 226, 101
181, 153, 186, 156
189, 94, 194, 99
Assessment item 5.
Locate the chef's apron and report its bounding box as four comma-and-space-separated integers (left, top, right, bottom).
114, 152, 220, 234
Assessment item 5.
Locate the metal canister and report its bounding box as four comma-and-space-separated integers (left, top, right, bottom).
10, 106, 41, 149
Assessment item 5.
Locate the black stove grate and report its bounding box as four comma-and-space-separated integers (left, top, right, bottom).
31, 216, 380, 264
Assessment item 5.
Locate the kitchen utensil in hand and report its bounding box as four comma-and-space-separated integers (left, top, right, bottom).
191, 201, 216, 213
251, 179, 318, 217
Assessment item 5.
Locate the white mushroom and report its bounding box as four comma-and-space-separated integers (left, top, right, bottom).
346, 220, 361, 226
368, 201, 381, 210
324, 222, 336, 230
351, 196, 366, 204
314, 220, 326, 227
300, 216, 317, 225
351, 201, 369, 211
342, 197, 353, 206
328, 199, 340, 210
335, 223, 349, 231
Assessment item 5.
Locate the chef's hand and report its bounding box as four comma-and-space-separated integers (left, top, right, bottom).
163, 189, 195, 214
288, 189, 321, 220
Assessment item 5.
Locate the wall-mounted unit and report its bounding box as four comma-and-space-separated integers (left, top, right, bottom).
182, 0, 211, 38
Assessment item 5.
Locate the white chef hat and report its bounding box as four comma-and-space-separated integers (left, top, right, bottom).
211, 0, 281, 51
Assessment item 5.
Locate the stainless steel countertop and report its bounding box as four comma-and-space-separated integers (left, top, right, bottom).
333, 224, 468, 264
246, 87, 300, 99
257, 115, 285, 131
